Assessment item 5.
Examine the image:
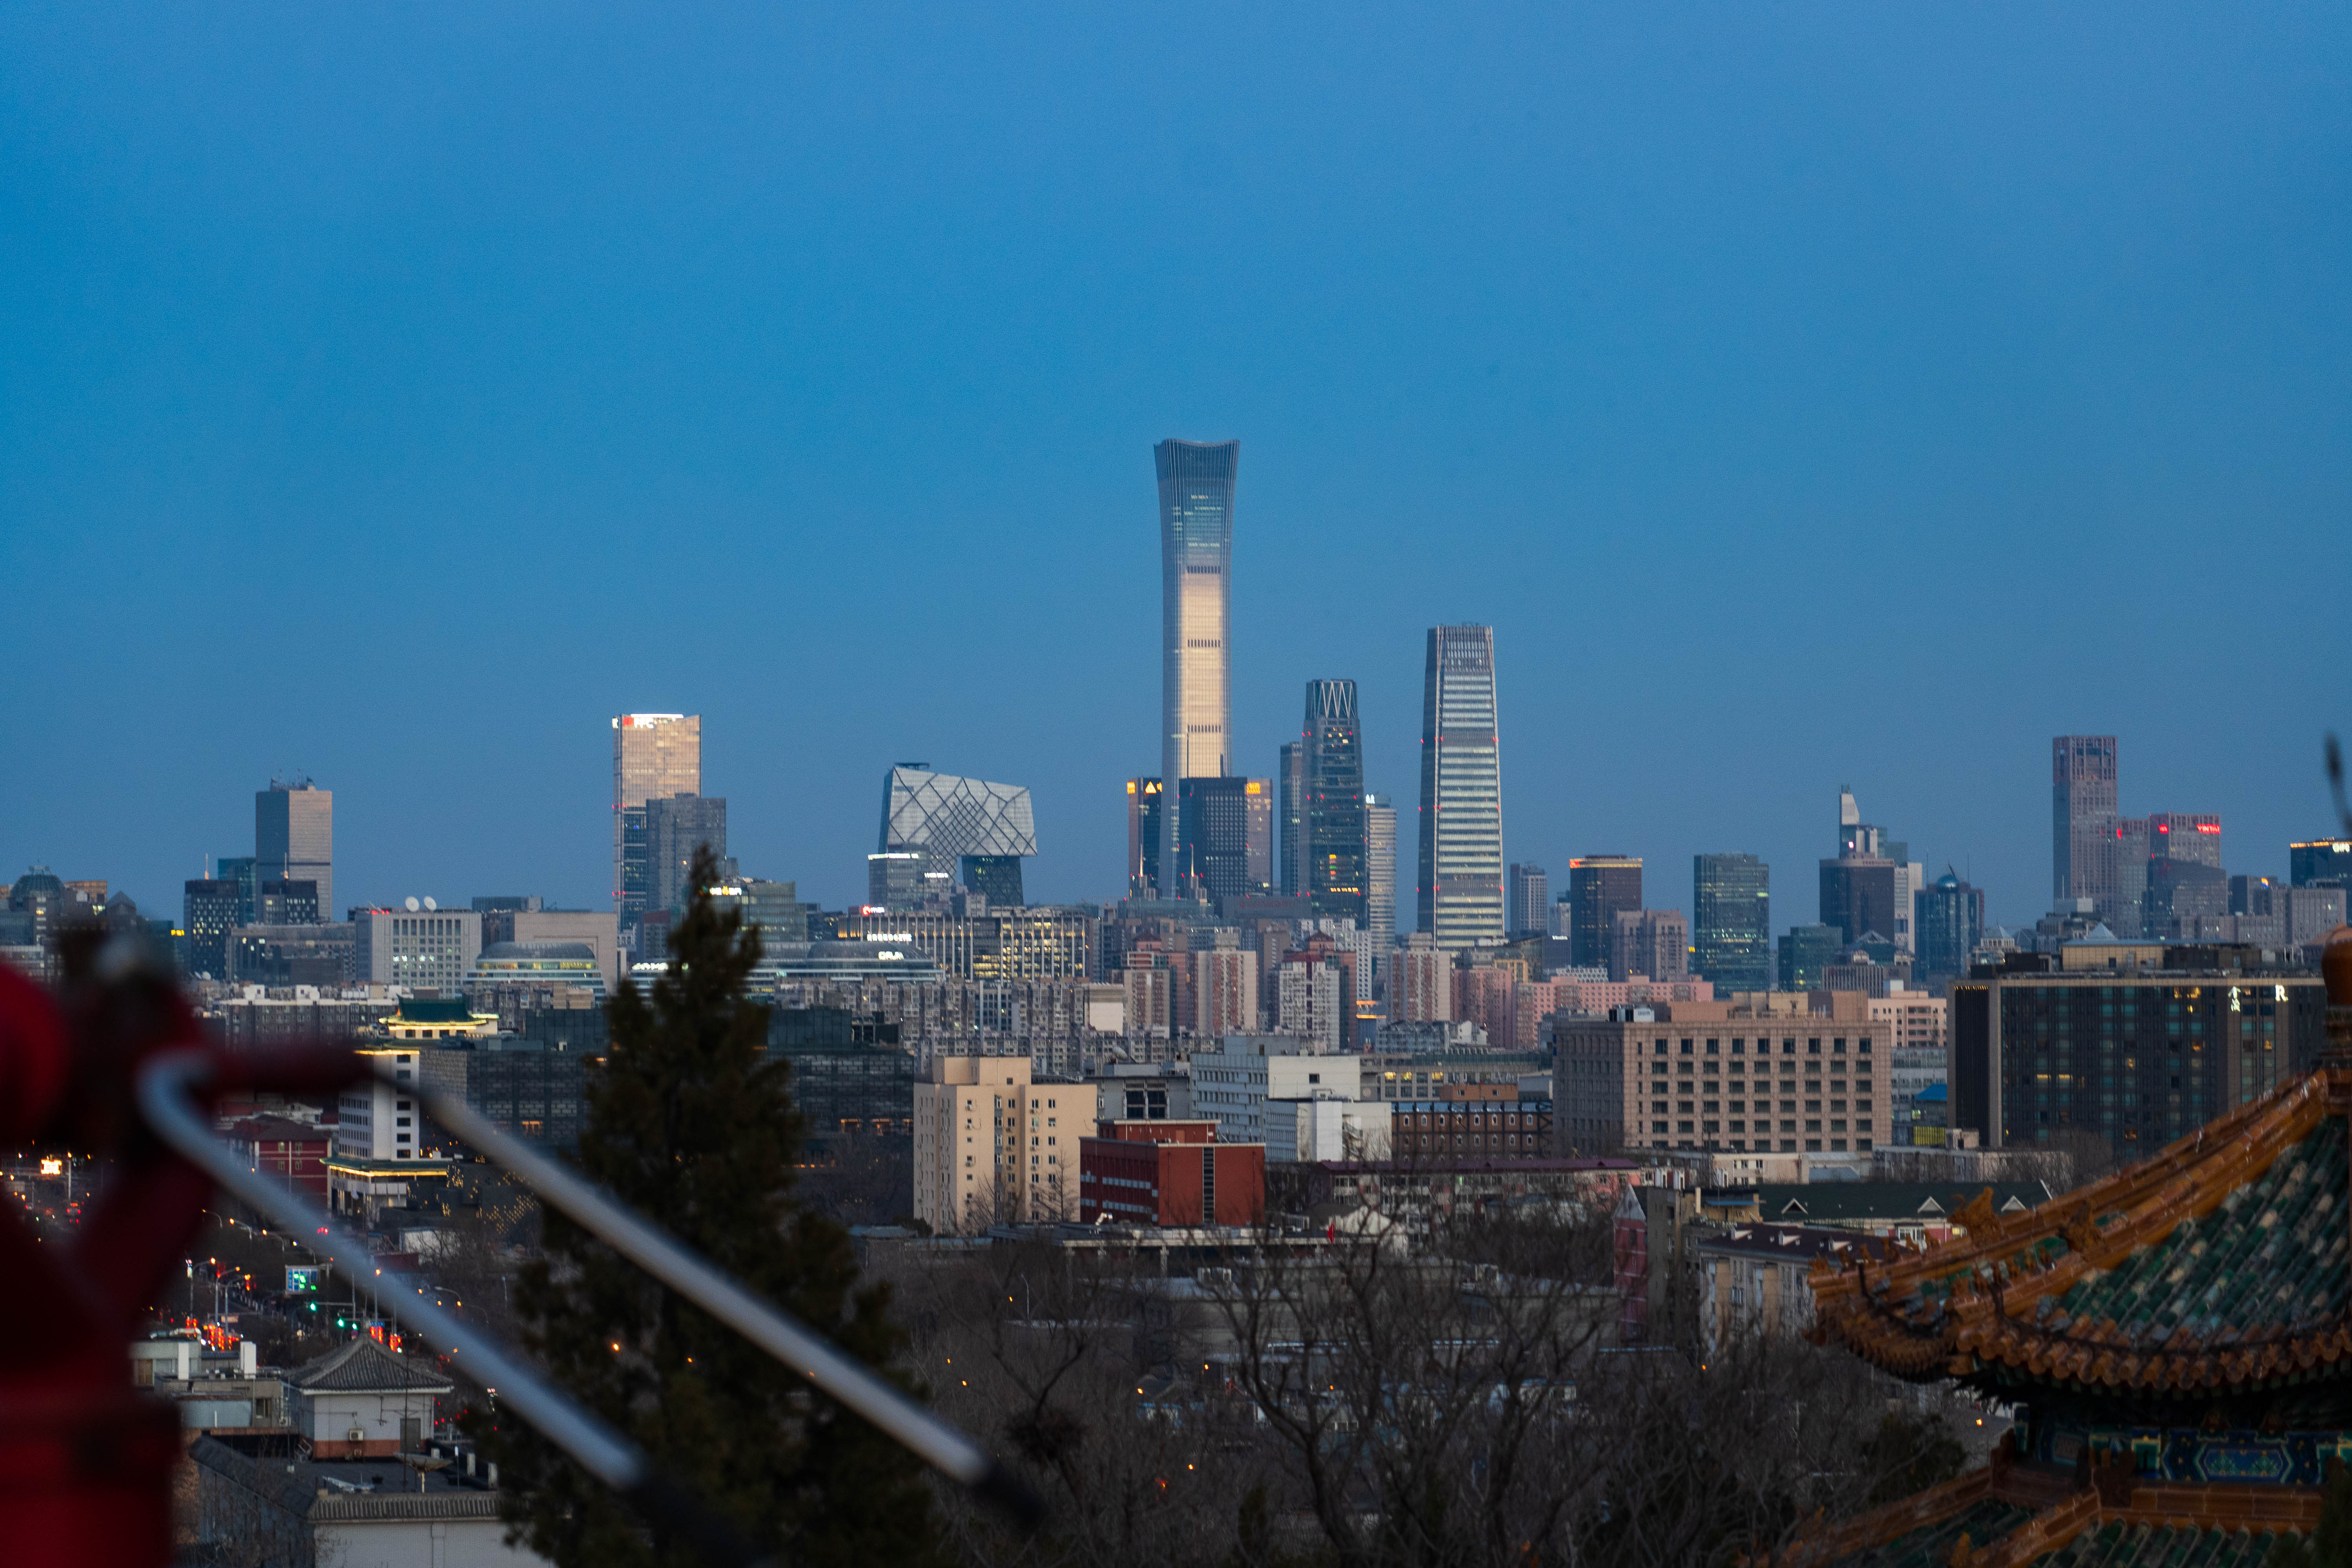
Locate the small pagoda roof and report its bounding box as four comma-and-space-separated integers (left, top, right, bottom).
1808, 1064, 2352, 1400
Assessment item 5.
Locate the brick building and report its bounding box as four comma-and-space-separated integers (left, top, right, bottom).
1078, 1119, 1265, 1227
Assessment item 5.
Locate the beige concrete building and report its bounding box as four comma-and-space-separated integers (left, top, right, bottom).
1869, 990, 1947, 1053
912, 1056, 1098, 1234
1555, 993, 1893, 1156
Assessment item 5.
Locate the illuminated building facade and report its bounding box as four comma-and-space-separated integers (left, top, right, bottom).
1156, 438, 1239, 884
612, 714, 702, 917
1415, 624, 1504, 946
256, 780, 333, 920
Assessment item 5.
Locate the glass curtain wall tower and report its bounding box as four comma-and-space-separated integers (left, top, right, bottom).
256, 780, 333, 920
1566, 856, 1643, 970
1278, 742, 1305, 898
2053, 734, 2120, 920
613, 714, 702, 918
1692, 853, 1770, 993
1301, 679, 1369, 924
1416, 624, 1504, 945
1156, 439, 1239, 888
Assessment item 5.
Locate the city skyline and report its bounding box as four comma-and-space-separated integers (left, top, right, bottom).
15, 676, 2352, 942
5, 8, 2346, 932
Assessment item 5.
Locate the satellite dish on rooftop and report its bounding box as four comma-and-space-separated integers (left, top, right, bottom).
423, 897, 439, 911
404, 897, 421, 912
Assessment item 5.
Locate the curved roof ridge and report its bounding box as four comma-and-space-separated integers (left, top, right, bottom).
1810, 1063, 2345, 1394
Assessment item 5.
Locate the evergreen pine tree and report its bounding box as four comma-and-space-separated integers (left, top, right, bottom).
477, 846, 940, 1568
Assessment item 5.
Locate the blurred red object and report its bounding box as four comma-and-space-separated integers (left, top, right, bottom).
0, 940, 352, 1566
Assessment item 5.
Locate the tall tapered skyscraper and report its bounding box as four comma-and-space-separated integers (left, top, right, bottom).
613, 713, 701, 916
1300, 679, 1368, 924
1156, 439, 1238, 886
1416, 624, 1504, 945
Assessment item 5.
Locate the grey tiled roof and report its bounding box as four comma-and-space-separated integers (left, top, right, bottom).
288, 1335, 454, 1394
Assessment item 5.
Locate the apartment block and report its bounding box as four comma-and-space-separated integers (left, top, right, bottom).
911, 1056, 1097, 1234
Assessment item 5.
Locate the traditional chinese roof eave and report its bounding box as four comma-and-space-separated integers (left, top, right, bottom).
1808, 1062, 2350, 1399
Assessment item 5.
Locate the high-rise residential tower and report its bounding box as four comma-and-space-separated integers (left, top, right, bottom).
1416, 624, 1504, 945
256, 780, 332, 920
2053, 735, 2120, 920
613, 714, 702, 917
1692, 853, 1771, 993
1365, 793, 1397, 939
1507, 864, 1550, 941
1565, 856, 1642, 971
1300, 679, 1368, 924
1156, 438, 1238, 885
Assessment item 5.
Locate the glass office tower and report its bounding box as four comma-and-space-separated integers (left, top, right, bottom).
1566, 855, 1643, 970
1278, 742, 1304, 898
256, 780, 333, 920
2293, 838, 2352, 889
1156, 439, 1238, 884
1125, 778, 1163, 897
2052, 734, 2120, 918
1176, 776, 1257, 906
1416, 624, 1504, 945
1301, 679, 1368, 924
1692, 853, 1770, 993
613, 714, 702, 916
1915, 871, 1985, 984
1507, 863, 1550, 941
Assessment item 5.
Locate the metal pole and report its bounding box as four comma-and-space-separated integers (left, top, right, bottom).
402, 1073, 1023, 1507
136, 1051, 768, 1568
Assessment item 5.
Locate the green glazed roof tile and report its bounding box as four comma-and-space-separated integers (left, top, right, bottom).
2054, 1118, 2348, 1349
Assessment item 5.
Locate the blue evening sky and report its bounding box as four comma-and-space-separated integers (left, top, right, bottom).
4, 4, 2347, 932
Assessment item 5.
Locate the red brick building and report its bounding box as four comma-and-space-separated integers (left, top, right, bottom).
1078, 1119, 1265, 1227
225, 1114, 332, 1202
